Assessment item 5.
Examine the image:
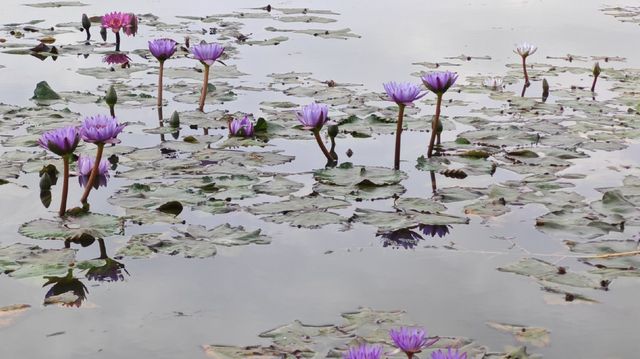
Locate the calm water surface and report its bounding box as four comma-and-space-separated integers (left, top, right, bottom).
1, 0, 640, 358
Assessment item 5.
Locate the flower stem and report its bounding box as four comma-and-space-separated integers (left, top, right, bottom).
429, 170, 437, 194
393, 104, 406, 170
80, 143, 105, 206
521, 56, 529, 85
157, 106, 165, 142
198, 64, 210, 112
313, 129, 334, 162
115, 32, 120, 52
590, 74, 598, 92
427, 94, 442, 158
59, 156, 70, 217
157, 61, 164, 109
109, 105, 115, 117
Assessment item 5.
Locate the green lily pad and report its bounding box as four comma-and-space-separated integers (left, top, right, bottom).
498, 258, 603, 289
486, 322, 550, 348
19, 213, 124, 241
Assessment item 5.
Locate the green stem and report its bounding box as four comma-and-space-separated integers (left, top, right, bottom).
109, 105, 115, 118
198, 64, 210, 112
393, 104, 405, 170
115, 31, 120, 52
58, 156, 70, 217
427, 95, 442, 158
313, 129, 334, 162
591, 75, 598, 92
80, 143, 105, 206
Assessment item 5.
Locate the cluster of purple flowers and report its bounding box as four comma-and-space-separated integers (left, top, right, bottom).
38, 115, 125, 215
342, 327, 466, 359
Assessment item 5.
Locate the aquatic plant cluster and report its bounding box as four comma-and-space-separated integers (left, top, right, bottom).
342, 327, 465, 359
3, 3, 634, 357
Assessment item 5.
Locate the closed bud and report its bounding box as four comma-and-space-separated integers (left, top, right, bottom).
105, 85, 117, 107
593, 62, 601, 77
542, 78, 549, 102
81, 14, 91, 31
170, 111, 180, 128
39, 172, 52, 190
327, 124, 338, 139
100, 26, 107, 41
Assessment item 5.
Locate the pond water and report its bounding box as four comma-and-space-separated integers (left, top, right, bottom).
1, 0, 640, 358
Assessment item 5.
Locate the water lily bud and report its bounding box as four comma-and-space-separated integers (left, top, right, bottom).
327, 124, 339, 139
100, 26, 107, 41
436, 120, 443, 134
593, 62, 601, 77
39, 172, 52, 190
170, 111, 180, 128
81, 14, 91, 41
542, 79, 549, 102
105, 85, 117, 107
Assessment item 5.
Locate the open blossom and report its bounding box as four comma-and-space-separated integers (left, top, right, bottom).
482, 77, 503, 90
77, 155, 109, 177
191, 42, 225, 66
297, 102, 329, 130
514, 42, 537, 57
101, 12, 130, 33
102, 53, 131, 66
80, 115, 126, 144
229, 116, 255, 137
383, 82, 426, 106
38, 126, 80, 157
431, 348, 467, 359
148, 38, 177, 62
342, 344, 383, 359
421, 71, 458, 95
390, 327, 438, 355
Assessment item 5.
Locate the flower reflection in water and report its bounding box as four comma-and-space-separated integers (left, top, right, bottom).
378, 225, 453, 249
86, 238, 129, 282
377, 228, 423, 249
102, 53, 131, 68
43, 269, 88, 308
419, 224, 452, 238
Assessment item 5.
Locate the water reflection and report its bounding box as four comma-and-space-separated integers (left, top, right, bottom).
102, 53, 131, 68
377, 224, 452, 249
429, 170, 437, 194
43, 269, 88, 308
86, 238, 129, 283
42, 237, 129, 307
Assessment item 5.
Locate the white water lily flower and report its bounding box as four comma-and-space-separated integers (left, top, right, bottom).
514, 42, 537, 57
483, 76, 504, 90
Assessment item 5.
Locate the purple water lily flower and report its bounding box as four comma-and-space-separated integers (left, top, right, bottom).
421, 71, 458, 95
390, 327, 438, 357
431, 348, 467, 359
38, 126, 80, 157
101, 12, 129, 33
77, 155, 109, 188
297, 102, 329, 131
419, 224, 452, 238
80, 115, 126, 144
383, 82, 426, 106
229, 116, 255, 137
191, 42, 225, 66
148, 38, 177, 62
342, 344, 383, 359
